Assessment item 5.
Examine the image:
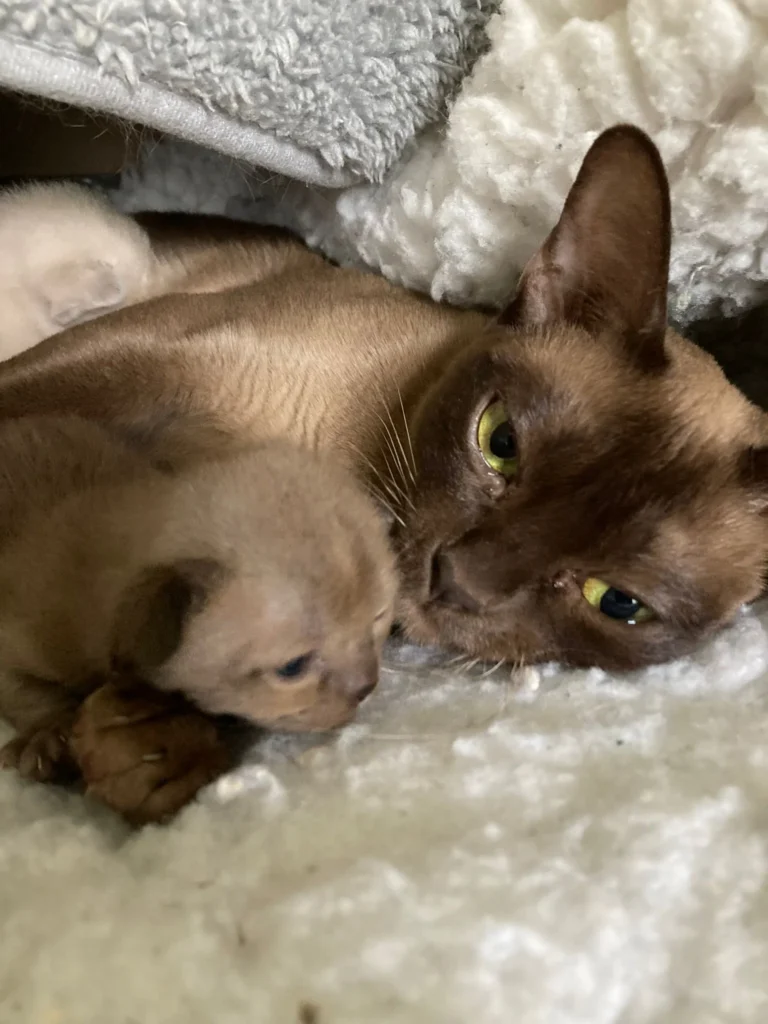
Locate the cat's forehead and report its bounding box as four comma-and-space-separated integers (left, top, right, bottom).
491, 324, 764, 451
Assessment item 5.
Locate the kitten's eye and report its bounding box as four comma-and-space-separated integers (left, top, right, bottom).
275, 653, 313, 679
582, 578, 654, 624
477, 400, 518, 477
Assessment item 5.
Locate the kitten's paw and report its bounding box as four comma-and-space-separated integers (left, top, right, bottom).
0, 183, 152, 359
70, 680, 232, 825
0, 715, 79, 783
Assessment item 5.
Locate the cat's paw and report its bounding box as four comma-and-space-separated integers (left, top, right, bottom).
70, 679, 232, 825
0, 714, 79, 783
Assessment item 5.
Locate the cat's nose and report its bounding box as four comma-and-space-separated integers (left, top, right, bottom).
429, 547, 483, 613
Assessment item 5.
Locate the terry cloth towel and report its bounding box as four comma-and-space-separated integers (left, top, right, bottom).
0, 0, 497, 187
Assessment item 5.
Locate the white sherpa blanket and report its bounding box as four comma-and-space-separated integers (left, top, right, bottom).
5, 2, 768, 1022
3, 614, 768, 1023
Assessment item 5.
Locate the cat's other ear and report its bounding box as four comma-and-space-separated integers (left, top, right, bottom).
111, 558, 225, 677
502, 125, 671, 372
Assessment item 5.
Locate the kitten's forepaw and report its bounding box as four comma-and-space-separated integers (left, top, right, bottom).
70, 679, 232, 825
0, 717, 78, 783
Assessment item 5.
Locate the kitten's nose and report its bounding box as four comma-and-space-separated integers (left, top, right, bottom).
429, 548, 483, 613
338, 644, 379, 704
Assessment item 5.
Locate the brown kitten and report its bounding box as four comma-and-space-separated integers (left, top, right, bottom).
0, 417, 396, 786
0, 126, 766, 673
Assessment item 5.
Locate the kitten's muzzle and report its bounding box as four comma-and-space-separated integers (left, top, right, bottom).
332, 643, 380, 705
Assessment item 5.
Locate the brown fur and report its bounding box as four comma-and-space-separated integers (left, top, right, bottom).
1, 125, 766, 674
70, 676, 235, 826
0, 417, 396, 789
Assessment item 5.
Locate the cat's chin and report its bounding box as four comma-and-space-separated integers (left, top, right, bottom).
397, 593, 509, 665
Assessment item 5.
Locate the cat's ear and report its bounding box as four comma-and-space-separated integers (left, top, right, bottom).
502, 125, 671, 371
111, 558, 225, 676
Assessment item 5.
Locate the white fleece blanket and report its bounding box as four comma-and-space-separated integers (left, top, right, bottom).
3, 611, 768, 1023
5, 2, 768, 1022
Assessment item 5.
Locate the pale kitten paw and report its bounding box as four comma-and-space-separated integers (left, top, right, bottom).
0, 182, 153, 361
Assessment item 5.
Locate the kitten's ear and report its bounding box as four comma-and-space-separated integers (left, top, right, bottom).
111, 558, 224, 676
741, 447, 768, 513
502, 125, 671, 371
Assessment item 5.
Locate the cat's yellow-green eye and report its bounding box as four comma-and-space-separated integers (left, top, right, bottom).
582, 577, 654, 625
477, 400, 518, 477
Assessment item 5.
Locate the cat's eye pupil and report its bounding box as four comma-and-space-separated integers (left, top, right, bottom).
276, 653, 312, 679
599, 588, 641, 620
489, 421, 516, 460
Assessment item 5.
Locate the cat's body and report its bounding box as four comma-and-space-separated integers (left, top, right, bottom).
0, 416, 395, 786
1, 126, 767, 674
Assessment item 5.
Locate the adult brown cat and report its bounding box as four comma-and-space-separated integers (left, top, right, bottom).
0, 125, 766, 673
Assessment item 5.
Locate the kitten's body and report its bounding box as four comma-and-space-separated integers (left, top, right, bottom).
1, 127, 766, 673
0, 417, 396, 779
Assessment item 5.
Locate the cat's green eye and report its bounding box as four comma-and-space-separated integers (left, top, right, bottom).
477, 400, 518, 477
582, 577, 654, 625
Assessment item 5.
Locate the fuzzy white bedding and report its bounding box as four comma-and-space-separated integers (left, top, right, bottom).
4, 1, 768, 1022
3, 616, 768, 1023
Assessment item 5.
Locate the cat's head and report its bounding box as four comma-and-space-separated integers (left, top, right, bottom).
111, 448, 397, 730
395, 125, 768, 671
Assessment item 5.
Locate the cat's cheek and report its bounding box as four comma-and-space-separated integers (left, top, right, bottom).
395, 596, 444, 648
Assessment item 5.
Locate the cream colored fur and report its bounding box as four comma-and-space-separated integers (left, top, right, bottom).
0, 184, 154, 361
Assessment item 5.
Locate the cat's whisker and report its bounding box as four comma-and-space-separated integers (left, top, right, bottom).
394, 383, 418, 483
371, 391, 416, 500
445, 653, 470, 666
386, 388, 417, 485
346, 443, 410, 526
365, 732, 443, 741
481, 659, 505, 678
379, 443, 416, 514
376, 375, 417, 484
362, 465, 405, 515
375, 411, 414, 504
364, 484, 406, 528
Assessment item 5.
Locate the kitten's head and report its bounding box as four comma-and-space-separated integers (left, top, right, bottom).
395, 125, 768, 671
111, 447, 397, 730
